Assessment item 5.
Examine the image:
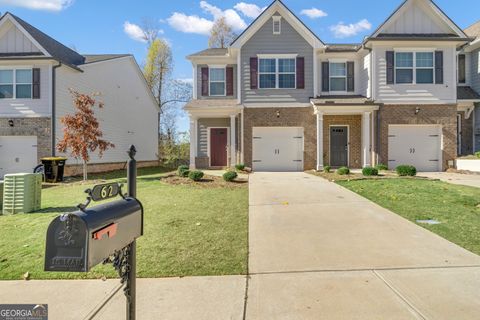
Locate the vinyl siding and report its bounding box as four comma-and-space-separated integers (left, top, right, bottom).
360, 53, 372, 98
373, 45, 457, 104
0, 62, 51, 117
0, 20, 41, 54
55, 57, 158, 164
196, 64, 237, 100
241, 12, 314, 105
197, 118, 230, 157
471, 49, 480, 94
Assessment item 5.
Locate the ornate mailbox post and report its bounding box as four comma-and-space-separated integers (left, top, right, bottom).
45, 145, 142, 320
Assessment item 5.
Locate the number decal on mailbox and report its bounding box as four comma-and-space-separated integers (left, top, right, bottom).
90, 183, 121, 201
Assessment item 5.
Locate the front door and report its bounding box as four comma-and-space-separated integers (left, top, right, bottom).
210, 128, 228, 167
330, 126, 348, 167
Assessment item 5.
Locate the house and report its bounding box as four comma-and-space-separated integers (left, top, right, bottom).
0, 13, 159, 178
185, 0, 480, 172
464, 21, 480, 153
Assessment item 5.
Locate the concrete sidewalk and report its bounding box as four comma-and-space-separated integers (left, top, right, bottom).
247, 172, 480, 319
418, 172, 480, 188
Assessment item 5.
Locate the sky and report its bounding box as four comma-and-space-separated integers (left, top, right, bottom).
2, 0, 479, 131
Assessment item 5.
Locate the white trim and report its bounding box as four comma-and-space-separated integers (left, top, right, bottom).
237, 49, 241, 104
328, 58, 348, 63
362, 112, 372, 167
258, 57, 297, 90
313, 51, 318, 98
207, 127, 230, 167
312, 104, 380, 115
192, 63, 198, 99
316, 112, 324, 170
329, 61, 347, 93
457, 113, 462, 155
0, 67, 33, 100
207, 64, 227, 68
2, 14, 50, 56
241, 108, 245, 164
394, 51, 435, 85
273, 16, 282, 35
329, 124, 350, 167
257, 54, 298, 59
208, 67, 227, 97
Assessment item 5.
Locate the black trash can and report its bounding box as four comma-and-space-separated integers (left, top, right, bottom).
41, 157, 67, 183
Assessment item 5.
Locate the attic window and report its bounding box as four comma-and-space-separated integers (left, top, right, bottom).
273, 16, 282, 35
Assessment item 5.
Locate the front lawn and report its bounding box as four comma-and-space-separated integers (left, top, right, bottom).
337, 178, 480, 255
0, 167, 248, 280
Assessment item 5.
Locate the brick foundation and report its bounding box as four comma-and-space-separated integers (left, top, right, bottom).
323, 115, 362, 169
243, 107, 316, 170
378, 105, 457, 171
195, 157, 209, 169
0, 117, 51, 160
64, 160, 160, 177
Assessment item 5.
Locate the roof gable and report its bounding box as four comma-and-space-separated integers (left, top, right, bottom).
0, 19, 44, 56
230, 0, 324, 49
371, 0, 467, 38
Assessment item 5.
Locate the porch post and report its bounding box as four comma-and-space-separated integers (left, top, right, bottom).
189, 116, 197, 169
316, 112, 324, 171
230, 114, 236, 167
362, 112, 372, 167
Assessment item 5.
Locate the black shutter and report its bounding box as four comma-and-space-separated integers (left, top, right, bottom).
458, 54, 466, 84
435, 51, 444, 84
296, 57, 305, 89
32, 68, 40, 99
386, 51, 394, 84
347, 61, 354, 92
226, 67, 234, 96
321, 62, 329, 92
201, 67, 209, 96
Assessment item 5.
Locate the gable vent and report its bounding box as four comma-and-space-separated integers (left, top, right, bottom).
273, 16, 282, 35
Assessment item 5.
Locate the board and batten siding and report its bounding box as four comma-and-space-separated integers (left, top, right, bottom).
241, 12, 314, 104
196, 64, 237, 100
55, 57, 158, 164
0, 62, 51, 117
373, 45, 457, 104
471, 48, 480, 94
0, 20, 41, 54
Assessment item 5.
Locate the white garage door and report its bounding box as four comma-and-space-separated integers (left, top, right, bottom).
0, 136, 38, 179
388, 125, 442, 172
252, 127, 303, 172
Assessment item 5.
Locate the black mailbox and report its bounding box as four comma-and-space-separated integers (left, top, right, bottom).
45, 197, 143, 272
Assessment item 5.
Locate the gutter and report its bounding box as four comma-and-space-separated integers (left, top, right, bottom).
51, 62, 62, 157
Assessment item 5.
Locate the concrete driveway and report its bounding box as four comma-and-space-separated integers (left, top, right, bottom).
247, 172, 480, 319
418, 172, 480, 188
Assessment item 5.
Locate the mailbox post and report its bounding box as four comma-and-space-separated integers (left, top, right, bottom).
45, 145, 142, 320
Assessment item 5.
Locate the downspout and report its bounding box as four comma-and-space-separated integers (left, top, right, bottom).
51, 62, 62, 157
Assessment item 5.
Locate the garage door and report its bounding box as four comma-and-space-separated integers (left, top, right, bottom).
0, 136, 38, 179
388, 125, 441, 172
252, 127, 303, 172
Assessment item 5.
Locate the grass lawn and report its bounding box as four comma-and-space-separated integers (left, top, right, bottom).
0, 167, 248, 280
337, 178, 480, 255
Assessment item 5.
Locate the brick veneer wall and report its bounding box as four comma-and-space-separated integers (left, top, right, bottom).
243, 107, 316, 170
64, 160, 160, 177
0, 117, 51, 160
378, 105, 457, 171
323, 115, 362, 169
459, 111, 474, 155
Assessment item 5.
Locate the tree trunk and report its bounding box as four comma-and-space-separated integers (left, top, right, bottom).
83, 160, 88, 181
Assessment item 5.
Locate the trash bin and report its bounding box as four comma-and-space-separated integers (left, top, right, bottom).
41, 157, 67, 183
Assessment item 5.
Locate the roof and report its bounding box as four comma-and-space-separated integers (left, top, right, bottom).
185, 99, 240, 109
311, 95, 374, 105
325, 44, 362, 52
187, 48, 229, 58
465, 20, 480, 39
83, 54, 131, 64
457, 86, 480, 100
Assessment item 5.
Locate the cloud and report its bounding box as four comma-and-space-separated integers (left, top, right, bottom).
330, 19, 372, 38
234, 2, 265, 19
200, 1, 247, 31
300, 8, 327, 19
124, 22, 146, 42
167, 13, 214, 36
0, 0, 73, 11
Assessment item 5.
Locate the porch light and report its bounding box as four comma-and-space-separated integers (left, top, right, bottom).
276, 110, 280, 118
8, 119, 14, 127
415, 107, 420, 115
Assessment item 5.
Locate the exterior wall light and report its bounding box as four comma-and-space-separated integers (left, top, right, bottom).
8, 119, 14, 127
415, 107, 420, 115
276, 110, 280, 118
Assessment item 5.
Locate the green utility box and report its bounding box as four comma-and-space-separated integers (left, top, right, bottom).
2, 173, 42, 215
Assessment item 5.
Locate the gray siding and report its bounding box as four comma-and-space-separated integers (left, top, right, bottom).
197, 64, 237, 100
471, 49, 480, 94
241, 12, 314, 104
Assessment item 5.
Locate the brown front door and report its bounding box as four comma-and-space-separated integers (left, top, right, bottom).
210, 128, 228, 167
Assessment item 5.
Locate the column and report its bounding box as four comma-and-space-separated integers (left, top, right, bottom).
189, 117, 197, 169
230, 114, 236, 167
362, 112, 372, 167
316, 112, 324, 171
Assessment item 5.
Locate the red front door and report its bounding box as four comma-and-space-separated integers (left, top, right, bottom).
210, 128, 228, 167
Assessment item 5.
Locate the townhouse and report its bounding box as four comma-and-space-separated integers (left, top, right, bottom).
185, 0, 480, 172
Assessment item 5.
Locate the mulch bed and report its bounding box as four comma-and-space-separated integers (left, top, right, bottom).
160, 174, 248, 188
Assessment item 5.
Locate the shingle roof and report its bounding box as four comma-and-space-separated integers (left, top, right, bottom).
325, 44, 361, 52
312, 95, 373, 105
83, 54, 131, 64
376, 33, 460, 38
465, 21, 480, 39
187, 48, 229, 58
457, 86, 480, 100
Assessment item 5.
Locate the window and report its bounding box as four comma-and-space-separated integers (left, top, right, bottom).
209, 68, 225, 96
329, 62, 347, 91
0, 68, 32, 99
273, 16, 281, 34
258, 57, 296, 89
458, 54, 466, 84
395, 52, 434, 84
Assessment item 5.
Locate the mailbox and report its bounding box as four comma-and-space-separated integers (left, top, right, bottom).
45, 197, 143, 272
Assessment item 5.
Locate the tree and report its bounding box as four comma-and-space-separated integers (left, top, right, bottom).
57, 90, 114, 180
208, 17, 237, 48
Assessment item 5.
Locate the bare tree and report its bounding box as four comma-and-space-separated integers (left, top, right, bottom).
208, 17, 238, 48
141, 18, 161, 45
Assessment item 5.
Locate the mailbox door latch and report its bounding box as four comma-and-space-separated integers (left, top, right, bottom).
93, 223, 118, 240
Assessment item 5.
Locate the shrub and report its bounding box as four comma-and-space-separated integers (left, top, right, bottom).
235, 163, 246, 171
223, 171, 238, 182
323, 166, 331, 173
396, 165, 417, 177
362, 166, 379, 176
375, 163, 388, 171
188, 170, 204, 181
336, 167, 350, 175
177, 165, 190, 177
475, 151, 480, 158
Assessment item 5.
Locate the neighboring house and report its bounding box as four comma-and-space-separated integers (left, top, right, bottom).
185, 0, 480, 172
464, 21, 480, 153
0, 13, 159, 178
